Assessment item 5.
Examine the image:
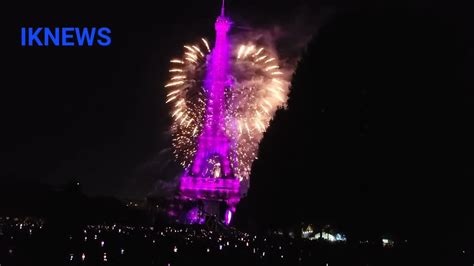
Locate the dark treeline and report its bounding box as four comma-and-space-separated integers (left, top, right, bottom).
236, 5, 474, 249
0, 180, 147, 228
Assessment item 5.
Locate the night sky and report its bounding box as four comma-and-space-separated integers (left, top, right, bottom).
1, 0, 474, 239
1, 0, 318, 197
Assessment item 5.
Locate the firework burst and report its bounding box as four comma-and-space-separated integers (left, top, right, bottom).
165, 38, 290, 181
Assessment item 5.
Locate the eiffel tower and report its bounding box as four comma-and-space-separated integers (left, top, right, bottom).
179, 0, 241, 225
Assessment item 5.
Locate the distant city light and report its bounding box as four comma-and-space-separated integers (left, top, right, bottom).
382, 238, 394, 248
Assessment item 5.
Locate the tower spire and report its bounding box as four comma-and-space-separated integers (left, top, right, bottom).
221, 0, 225, 17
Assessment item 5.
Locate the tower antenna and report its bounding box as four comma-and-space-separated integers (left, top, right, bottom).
221, 0, 225, 17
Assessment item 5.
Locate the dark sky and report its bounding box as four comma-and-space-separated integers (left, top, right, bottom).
0, 0, 319, 197
1, 0, 474, 238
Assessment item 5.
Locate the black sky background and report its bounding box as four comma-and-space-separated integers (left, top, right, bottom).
1, 0, 474, 241
0, 0, 319, 197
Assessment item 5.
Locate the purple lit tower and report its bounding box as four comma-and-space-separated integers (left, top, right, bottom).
179, 1, 241, 225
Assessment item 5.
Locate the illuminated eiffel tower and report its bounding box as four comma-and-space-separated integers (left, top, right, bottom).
179, 1, 242, 225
